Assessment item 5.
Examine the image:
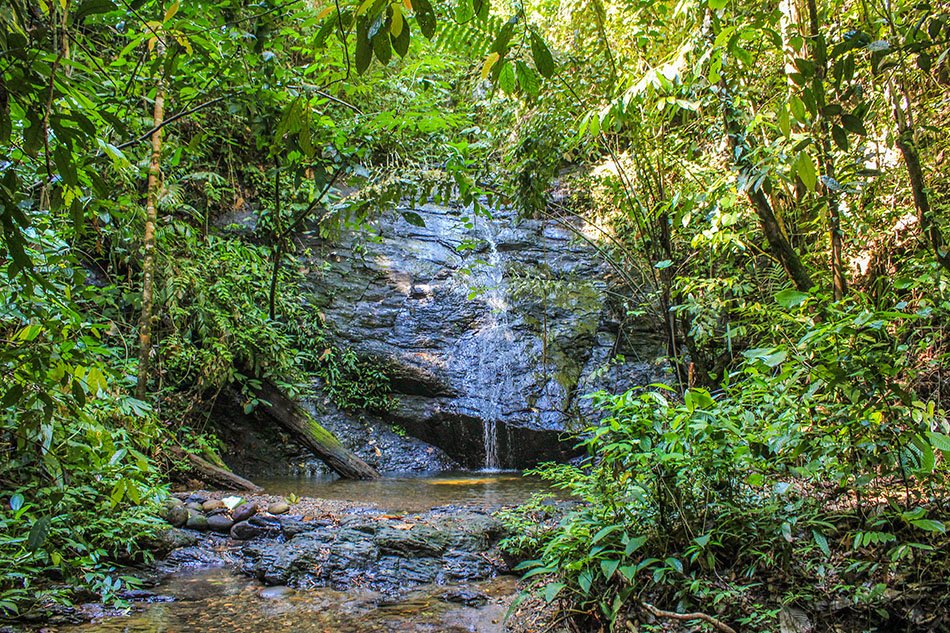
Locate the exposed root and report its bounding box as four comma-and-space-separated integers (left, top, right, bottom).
642, 602, 738, 633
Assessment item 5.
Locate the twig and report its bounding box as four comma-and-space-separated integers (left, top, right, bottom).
642, 602, 738, 633
114, 95, 228, 149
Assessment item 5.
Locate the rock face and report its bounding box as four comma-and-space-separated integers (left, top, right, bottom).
300, 205, 667, 469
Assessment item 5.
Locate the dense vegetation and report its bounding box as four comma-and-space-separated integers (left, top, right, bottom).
1, 0, 948, 629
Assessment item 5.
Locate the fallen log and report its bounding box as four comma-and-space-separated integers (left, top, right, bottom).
252, 379, 380, 480
169, 447, 262, 492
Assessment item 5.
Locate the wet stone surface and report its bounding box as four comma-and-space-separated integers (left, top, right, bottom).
240, 507, 504, 594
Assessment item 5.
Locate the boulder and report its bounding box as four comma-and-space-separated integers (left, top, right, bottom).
232, 502, 258, 523
165, 505, 188, 527
185, 510, 208, 530
207, 514, 234, 533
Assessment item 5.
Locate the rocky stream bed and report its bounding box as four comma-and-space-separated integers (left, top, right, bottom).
34, 481, 561, 633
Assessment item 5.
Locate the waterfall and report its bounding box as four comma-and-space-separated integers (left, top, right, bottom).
470, 225, 513, 471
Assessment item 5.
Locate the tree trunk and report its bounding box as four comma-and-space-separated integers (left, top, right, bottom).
805, 0, 847, 300
253, 379, 380, 479
888, 78, 950, 273
709, 10, 814, 293
169, 447, 262, 492
136, 39, 166, 399
719, 94, 814, 292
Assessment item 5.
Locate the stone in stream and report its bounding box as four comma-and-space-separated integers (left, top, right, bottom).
148, 527, 199, 555
202, 499, 225, 512
165, 505, 188, 527
184, 501, 204, 512
185, 510, 209, 530
267, 501, 290, 515
207, 514, 234, 533
232, 501, 258, 523
231, 516, 281, 540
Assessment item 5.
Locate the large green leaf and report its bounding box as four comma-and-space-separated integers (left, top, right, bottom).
530, 32, 555, 78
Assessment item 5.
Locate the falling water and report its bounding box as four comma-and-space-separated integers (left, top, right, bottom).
470, 226, 513, 471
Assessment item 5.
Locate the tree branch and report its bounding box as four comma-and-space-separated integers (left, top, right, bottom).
114, 95, 228, 150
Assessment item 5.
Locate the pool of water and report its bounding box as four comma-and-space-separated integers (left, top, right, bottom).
52, 567, 518, 633
253, 470, 556, 513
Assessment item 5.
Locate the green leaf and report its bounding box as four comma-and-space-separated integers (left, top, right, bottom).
708, 0, 728, 8
840, 113, 867, 135
578, 569, 593, 594
10, 493, 24, 511
832, 125, 849, 151
515, 61, 540, 98
910, 519, 946, 534
372, 27, 393, 64
812, 530, 830, 556
355, 17, 373, 74
411, 0, 437, 39
401, 211, 426, 227
74, 0, 116, 21
928, 431, 950, 452
600, 559, 620, 579
529, 32, 555, 78
543, 582, 565, 602
591, 524, 619, 545
391, 19, 410, 57
796, 152, 818, 191
27, 517, 50, 551
775, 289, 809, 308
498, 61, 516, 94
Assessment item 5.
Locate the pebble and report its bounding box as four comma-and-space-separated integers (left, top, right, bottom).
267, 501, 290, 515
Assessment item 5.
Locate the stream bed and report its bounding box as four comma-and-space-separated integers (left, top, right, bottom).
46, 472, 555, 633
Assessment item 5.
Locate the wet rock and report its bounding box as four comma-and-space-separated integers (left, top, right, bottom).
184, 502, 204, 512
202, 499, 225, 512
185, 511, 208, 530
297, 205, 668, 469
267, 501, 290, 515
230, 516, 281, 541
165, 505, 188, 527
206, 514, 234, 533
148, 527, 199, 555
164, 497, 184, 508
436, 587, 489, 607
232, 502, 258, 523
240, 508, 503, 595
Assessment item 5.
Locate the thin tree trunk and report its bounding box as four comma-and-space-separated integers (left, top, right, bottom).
805, 0, 847, 300
708, 10, 814, 293
136, 39, 166, 399
720, 94, 814, 292
168, 447, 262, 492
268, 156, 282, 321
889, 79, 950, 273
252, 379, 380, 479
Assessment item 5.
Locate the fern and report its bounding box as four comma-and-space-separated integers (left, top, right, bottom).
436, 14, 505, 57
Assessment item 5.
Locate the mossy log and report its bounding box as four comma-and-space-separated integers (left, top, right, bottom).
253, 379, 380, 480
169, 447, 262, 491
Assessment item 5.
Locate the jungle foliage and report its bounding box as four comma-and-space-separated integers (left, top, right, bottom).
1, 0, 949, 628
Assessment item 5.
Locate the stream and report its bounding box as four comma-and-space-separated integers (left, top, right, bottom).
48, 472, 552, 633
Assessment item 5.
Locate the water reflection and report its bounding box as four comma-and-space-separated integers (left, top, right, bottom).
252, 470, 554, 513
53, 568, 517, 633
